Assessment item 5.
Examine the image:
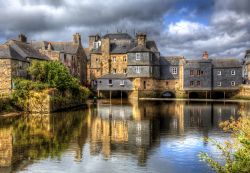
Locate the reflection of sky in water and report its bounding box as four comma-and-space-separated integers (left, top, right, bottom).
1, 100, 244, 173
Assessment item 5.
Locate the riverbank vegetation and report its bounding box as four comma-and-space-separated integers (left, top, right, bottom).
10, 60, 90, 111
199, 116, 250, 173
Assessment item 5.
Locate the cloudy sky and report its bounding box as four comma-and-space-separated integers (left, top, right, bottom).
0, 0, 249, 58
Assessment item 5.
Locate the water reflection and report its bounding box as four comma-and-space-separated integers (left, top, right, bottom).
0, 100, 243, 173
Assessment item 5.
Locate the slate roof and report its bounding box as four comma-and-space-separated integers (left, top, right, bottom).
0, 45, 25, 61
32, 41, 79, 54
97, 74, 127, 79
3, 40, 49, 61
110, 42, 134, 54
103, 33, 132, 40
146, 41, 158, 52
212, 59, 242, 68
160, 56, 184, 65
128, 45, 152, 53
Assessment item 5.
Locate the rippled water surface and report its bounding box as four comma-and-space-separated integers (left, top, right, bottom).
0, 99, 248, 173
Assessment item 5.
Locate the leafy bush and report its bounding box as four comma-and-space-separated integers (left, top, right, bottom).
28, 60, 80, 92
12, 60, 90, 110
199, 117, 250, 173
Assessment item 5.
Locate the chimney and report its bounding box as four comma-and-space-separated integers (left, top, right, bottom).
202, 51, 208, 60
136, 32, 147, 46
73, 33, 81, 45
18, 34, 27, 43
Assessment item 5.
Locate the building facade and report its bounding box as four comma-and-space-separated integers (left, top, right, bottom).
0, 34, 48, 96
184, 52, 242, 98
32, 33, 88, 84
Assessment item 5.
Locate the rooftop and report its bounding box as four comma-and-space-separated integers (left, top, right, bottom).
97, 73, 127, 79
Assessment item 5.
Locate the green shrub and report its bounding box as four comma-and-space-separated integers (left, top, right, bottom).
199, 117, 250, 173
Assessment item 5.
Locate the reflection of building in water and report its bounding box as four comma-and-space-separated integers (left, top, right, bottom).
0, 110, 88, 172
89, 102, 152, 165
0, 127, 13, 169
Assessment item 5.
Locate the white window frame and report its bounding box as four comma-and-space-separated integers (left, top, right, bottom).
231, 81, 235, 86
217, 82, 221, 87
108, 79, 113, 86
171, 67, 178, 74
231, 70, 235, 75
217, 70, 221, 75
136, 66, 140, 73
120, 80, 125, 86
136, 53, 141, 60
112, 56, 116, 62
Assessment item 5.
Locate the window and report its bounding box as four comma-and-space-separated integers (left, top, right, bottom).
64, 54, 67, 62
143, 81, 146, 89
166, 81, 169, 86
217, 70, 221, 75
217, 82, 221, 86
197, 70, 201, 76
136, 53, 141, 60
108, 79, 113, 85
96, 58, 99, 62
197, 81, 201, 86
136, 66, 140, 73
190, 81, 194, 87
231, 70, 235, 75
120, 80, 125, 86
113, 68, 116, 74
190, 69, 194, 76
123, 68, 127, 74
231, 81, 235, 86
171, 67, 178, 74
93, 42, 99, 49
150, 67, 153, 74
123, 56, 127, 62
112, 56, 116, 62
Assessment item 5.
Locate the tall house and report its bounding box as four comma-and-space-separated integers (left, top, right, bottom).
127, 33, 160, 79
88, 33, 133, 85
32, 33, 88, 84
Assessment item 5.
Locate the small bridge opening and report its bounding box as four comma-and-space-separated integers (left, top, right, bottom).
162, 91, 175, 98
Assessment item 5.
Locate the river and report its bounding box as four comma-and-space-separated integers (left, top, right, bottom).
0, 99, 248, 173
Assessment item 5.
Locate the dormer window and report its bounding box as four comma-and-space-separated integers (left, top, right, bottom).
171, 67, 178, 74
136, 53, 141, 60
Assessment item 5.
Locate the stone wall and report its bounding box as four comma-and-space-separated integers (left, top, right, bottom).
0, 59, 29, 96
28, 89, 85, 113
110, 54, 127, 74
0, 59, 12, 95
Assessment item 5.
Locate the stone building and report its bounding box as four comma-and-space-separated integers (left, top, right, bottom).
184, 52, 242, 98
91, 32, 185, 98
32, 33, 87, 84
0, 34, 48, 96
